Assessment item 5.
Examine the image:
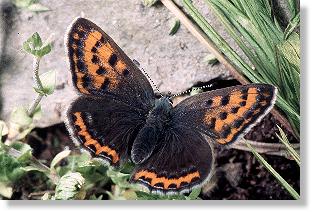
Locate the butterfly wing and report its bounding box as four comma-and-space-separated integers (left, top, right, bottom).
130, 125, 213, 194
172, 84, 277, 144
66, 17, 154, 110
66, 96, 146, 167
65, 18, 155, 167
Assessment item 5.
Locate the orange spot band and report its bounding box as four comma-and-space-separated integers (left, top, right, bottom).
134, 170, 200, 189
73, 112, 119, 163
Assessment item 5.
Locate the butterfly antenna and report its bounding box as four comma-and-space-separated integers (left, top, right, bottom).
133, 59, 163, 97
170, 84, 213, 100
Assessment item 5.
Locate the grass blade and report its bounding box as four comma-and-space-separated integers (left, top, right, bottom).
245, 140, 300, 199
276, 126, 300, 165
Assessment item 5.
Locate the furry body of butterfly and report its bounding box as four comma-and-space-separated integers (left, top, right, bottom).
131, 97, 172, 164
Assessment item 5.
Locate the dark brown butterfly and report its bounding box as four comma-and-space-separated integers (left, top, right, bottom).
65, 18, 277, 195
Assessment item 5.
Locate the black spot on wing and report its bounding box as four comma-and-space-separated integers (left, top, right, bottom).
96, 67, 107, 75
82, 74, 92, 88
231, 107, 240, 114
108, 54, 117, 66
221, 95, 230, 106
240, 101, 247, 106
232, 118, 244, 128
77, 59, 87, 72
154, 182, 164, 188
209, 118, 216, 129
206, 99, 213, 107
122, 69, 130, 76
91, 55, 99, 64
101, 78, 110, 90
220, 125, 231, 138
168, 184, 177, 189
91, 46, 97, 53
75, 48, 84, 58
220, 112, 228, 120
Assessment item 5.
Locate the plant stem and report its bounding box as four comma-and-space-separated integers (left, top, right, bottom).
33, 57, 44, 91
28, 56, 44, 117
231, 139, 300, 160
28, 94, 43, 117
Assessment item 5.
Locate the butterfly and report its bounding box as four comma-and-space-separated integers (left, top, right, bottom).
64, 17, 277, 195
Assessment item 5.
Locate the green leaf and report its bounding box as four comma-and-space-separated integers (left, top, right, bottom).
0, 148, 25, 184
50, 149, 71, 170
37, 43, 52, 57
54, 172, 86, 200
23, 32, 42, 52
56, 153, 108, 186
23, 32, 52, 57
142, 0, 159, 7
12, 0, 35, 8
284, 13, 300, 40
245, 140, 300, 199
39, 70, 56, 95
10, 142, 33, 163
12, 0, 50, 12
10, 106, 32, 127
186, 187, 201, 200
106, 168, 132, 189
8, 107, 35, 141
89, 194, 103, 200
190, 87, 203, 96
202, 53, 219, 65
169, 20, 181, 36
27, 3, 50, 12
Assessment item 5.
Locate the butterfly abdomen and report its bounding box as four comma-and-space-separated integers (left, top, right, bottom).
131, 97, 173, 164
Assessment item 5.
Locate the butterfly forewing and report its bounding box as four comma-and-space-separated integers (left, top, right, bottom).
172, 84, 277, 144
65, 18, 155, 168
66, 17, 154, 110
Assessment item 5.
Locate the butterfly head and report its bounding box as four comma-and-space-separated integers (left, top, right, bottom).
153, 96, 173, 116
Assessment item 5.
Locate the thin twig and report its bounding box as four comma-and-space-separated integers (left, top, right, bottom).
28, 190, 55, 199
160, 0, 296, 139
230, 139, 300, 160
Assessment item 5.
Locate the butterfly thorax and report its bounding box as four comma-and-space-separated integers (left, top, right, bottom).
131, 97, 173, 164
146, 97, 173, 126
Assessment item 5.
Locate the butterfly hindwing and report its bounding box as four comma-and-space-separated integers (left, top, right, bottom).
66, 17, 154, 110
172, 84, 277, 144
130, 126, 213, 195
65, 96, 146, 167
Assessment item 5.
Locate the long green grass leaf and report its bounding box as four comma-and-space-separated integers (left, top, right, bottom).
245, 140, 300, 199
276, 126, 300, 165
